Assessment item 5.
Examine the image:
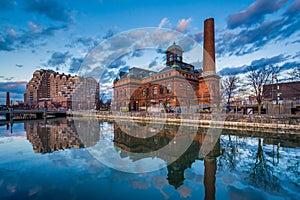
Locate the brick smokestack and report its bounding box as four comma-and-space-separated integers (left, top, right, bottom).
203, 18, 216, 75
6, 92, 10, 107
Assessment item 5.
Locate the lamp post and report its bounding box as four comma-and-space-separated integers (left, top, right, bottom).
275, 77, 282, 115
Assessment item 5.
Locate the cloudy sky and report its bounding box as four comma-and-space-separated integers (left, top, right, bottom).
0, 0, 299, 103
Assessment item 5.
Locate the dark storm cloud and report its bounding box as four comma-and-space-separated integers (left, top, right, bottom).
219, 54, 287, 76
251, 54, 287, 69
69, 57, 84, 73
218, 19, 286, 56
131, 49, 144, 58
47, 51, 71, 67
279, 61, 300, 71
227, 0, 289, 29
0, 0, 16, 10
103, 29, 117, 40
218, 0, 300, 57
119, 66, 130, 73
107, 58, 127, 69
149, 59, 157, 68
0, 24, 68, 51
284, 0, 300, 18
24, 0, 73, 23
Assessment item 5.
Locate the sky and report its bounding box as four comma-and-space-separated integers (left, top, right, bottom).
0, 0, 299, 103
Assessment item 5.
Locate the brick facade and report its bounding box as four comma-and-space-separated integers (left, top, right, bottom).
113, 18, 219, 112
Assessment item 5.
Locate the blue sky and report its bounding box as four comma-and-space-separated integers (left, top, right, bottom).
0, 0, 300, 103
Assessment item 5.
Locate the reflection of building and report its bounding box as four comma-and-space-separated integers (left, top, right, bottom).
113, 123, 220, 197
25, 118, 99, 153
113, 18, 220, 112
263, 81, 300, 115
24, 69, 100, 110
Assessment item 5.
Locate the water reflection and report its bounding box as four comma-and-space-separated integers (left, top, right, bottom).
19, 118, 300, 199
113, 122, 220, 198
24, 118, 99, 153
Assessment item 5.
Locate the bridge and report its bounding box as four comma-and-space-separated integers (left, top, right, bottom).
0, 108, 67, 121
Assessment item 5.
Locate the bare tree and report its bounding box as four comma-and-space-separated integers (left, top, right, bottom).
246, 65, 280, 114
289, 66, 300, 80
223, 75, 240, 111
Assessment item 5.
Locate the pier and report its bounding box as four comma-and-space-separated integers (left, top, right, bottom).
0, 108, 67, 121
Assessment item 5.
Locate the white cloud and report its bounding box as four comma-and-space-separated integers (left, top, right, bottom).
175, 18, 192, 33
158, 17, 169, 29
28, 22, 40, 32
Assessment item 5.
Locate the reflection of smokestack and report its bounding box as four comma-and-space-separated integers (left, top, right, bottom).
6, 92, 10, 107
204, 158, 216, 200
203, 18, 215, 74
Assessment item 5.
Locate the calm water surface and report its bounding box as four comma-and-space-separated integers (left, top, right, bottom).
0, 118, 299, 200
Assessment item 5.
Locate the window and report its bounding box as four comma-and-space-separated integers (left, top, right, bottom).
124, 89, 126, 97
187, 85, 191, 91
142, 89, 146, 96
167, 84, 171, 93
180, 83, 183, 90
160, 85, 164, 94
153, 86, 157, 95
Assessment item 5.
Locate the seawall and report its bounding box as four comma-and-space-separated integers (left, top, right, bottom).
68, 111, 300, 134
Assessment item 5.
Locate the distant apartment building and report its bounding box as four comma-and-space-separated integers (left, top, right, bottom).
263, 81, 300, 115
113, 18, 220, 112
24, 69, 100, 110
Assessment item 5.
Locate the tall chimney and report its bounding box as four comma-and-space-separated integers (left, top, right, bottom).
203, 18, 216, 75
6, 92, 10, 107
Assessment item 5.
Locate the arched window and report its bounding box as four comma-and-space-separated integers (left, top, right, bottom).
160, 85, 164, 94
180, 83, 183, 90
186, 85, 191, 91
142, 89, 146, 96
153, 86, 157, 95
167, 84, 171, 93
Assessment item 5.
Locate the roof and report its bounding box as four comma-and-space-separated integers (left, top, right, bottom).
121, 67, 156, 80
167, 42, 183, 52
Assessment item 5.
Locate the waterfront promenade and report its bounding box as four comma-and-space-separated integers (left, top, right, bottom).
69, 111, 300, 133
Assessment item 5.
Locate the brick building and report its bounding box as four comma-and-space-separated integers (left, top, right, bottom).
113, 18, 220, 112
24, 69, 100, 110
263, 81, 300, 115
